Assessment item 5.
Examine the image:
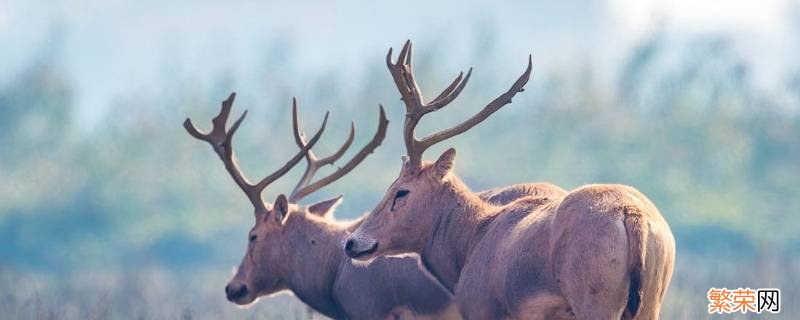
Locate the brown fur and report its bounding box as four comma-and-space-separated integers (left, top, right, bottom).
477, 183, 566, 206
622, 206, 648, 318
227, 197, 459, 320
346, 153, 676, 320
226, 183, 553, 320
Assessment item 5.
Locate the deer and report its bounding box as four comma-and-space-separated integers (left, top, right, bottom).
184, 93, 462, 319
344, 41, 676, 320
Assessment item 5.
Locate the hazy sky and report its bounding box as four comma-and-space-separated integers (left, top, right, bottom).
1, 0, 797, 127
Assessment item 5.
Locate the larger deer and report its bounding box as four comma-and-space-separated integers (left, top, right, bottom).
184, 93, 462, 319
344, 41, 676, 319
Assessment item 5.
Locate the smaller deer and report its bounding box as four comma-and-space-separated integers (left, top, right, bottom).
184, 93, 459, 319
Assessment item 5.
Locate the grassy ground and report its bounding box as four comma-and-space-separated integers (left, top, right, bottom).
2, 253, 797, 319
0, 267, 308, 320
662, 253, 798, 319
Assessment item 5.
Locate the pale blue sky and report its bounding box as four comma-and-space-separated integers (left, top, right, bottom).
1, 0, 797, 128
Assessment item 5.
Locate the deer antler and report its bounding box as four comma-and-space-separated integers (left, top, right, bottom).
386, 40, 533, 169
289, 99, 389, 202
184, 92, 328, 213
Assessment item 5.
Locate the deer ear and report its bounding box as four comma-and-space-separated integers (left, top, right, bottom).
308, 195, 343, 218
271, 194, 290, 224
433, 148, 456, 179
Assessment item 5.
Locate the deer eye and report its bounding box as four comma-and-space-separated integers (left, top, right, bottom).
391, 190, 410, 210
249, 234, 257, 243
395, 190, 410, 199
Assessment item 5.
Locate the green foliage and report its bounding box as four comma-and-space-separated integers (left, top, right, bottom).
0, 32, 798, 276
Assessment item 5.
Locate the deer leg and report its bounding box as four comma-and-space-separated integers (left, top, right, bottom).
553, 217, 629, 320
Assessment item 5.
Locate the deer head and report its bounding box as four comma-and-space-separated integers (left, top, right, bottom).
344, 40, 532, 260
185, 93, 387, 305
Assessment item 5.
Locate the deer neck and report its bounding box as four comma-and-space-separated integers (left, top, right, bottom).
422, 176, 498, 291
284, 219, 350, 318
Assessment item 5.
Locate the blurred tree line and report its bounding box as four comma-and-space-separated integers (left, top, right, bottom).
1, 30, 798, 274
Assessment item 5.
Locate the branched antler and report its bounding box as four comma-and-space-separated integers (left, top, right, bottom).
184, 92, 328, 213
289, 99, 389, 202
386, 40, 533, 169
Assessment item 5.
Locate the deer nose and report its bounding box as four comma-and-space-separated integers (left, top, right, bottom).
225, 283, 249, 302
344, 236, 378, 259
344, 238, 356, 252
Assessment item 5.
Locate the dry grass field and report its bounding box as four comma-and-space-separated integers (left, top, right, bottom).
3, 252, 797, 319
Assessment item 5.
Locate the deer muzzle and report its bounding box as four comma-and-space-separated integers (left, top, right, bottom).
225, 282, 250, 304
343, 235, 378, 260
